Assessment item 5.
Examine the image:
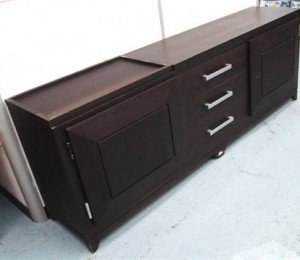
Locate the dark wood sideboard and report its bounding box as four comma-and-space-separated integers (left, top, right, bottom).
6, 7, 300, 253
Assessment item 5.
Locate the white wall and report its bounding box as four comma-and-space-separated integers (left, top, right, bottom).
0, 0, 162, 98
162, 0, 256, 37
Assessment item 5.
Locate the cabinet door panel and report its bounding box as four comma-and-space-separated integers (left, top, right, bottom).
261, 38, 295, 96
67, 78, 180, 226
250, 18, 299, 115
99, 106, 175, 197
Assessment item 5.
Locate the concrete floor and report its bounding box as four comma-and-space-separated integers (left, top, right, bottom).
1, 97, 300, 259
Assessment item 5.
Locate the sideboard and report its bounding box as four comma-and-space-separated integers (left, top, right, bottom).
6, 7, 299, 252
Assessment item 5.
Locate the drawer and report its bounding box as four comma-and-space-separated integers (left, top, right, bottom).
177, 44, 248, 102
182, 96, 249, 158
180, 75, 249, 158
183, 71, 248, 123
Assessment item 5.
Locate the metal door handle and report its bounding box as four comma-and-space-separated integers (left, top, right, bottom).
205, 90, 233, 110
207, 116, 234, 136
203, 64, 232, 81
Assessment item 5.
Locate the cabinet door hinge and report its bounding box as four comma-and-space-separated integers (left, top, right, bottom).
85, 202, 93, 220
66, 142, 76, 160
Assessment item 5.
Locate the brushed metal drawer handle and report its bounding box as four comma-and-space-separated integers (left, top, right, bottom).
203, 63, 232, 81
205, 90, 233, 110
207, 116, 234, 136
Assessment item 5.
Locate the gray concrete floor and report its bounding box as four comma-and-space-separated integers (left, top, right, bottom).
1, 95, 300, 259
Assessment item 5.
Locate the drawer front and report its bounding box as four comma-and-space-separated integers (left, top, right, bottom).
177, 43, 248, 102
250, 18, 299, 115
185, 71, 248, 117
67, 77, 182, 226
180, 72, 249, 158
182, 96, 249, 158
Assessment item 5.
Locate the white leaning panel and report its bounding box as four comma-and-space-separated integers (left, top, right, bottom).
0, 141, 26, 206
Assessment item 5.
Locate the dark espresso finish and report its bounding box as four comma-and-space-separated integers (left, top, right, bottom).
179, 71, 249, 159
126, 7, 298, 72
175, 43, 248, 102
98, 106, 174, 197
67, 78, 181, 226
6, 7, 299, 253
249, 18, 299, 115
10, 57, 172, 126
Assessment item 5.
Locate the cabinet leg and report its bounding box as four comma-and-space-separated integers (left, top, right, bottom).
87, 237, 100, 253
291, 93, 297, 101
212, 149, 226, 159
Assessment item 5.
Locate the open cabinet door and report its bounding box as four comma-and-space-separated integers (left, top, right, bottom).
67, 77, 181, 226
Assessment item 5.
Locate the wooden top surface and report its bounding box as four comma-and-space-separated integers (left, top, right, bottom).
126, 7, 299, 70
8, 58, 171, 122
8, 7, 299, 123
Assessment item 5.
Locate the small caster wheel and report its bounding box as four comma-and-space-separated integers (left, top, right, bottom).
212, 150, 225, 159
87, 238, 100, 253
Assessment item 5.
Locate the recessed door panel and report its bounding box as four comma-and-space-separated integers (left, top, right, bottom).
261, 38, 294, 97
249, 18, 299, 115
99, 106, 175, 197
67, 78, 180, 226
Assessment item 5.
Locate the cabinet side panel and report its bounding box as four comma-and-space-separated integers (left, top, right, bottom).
6, 102, 95, 238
